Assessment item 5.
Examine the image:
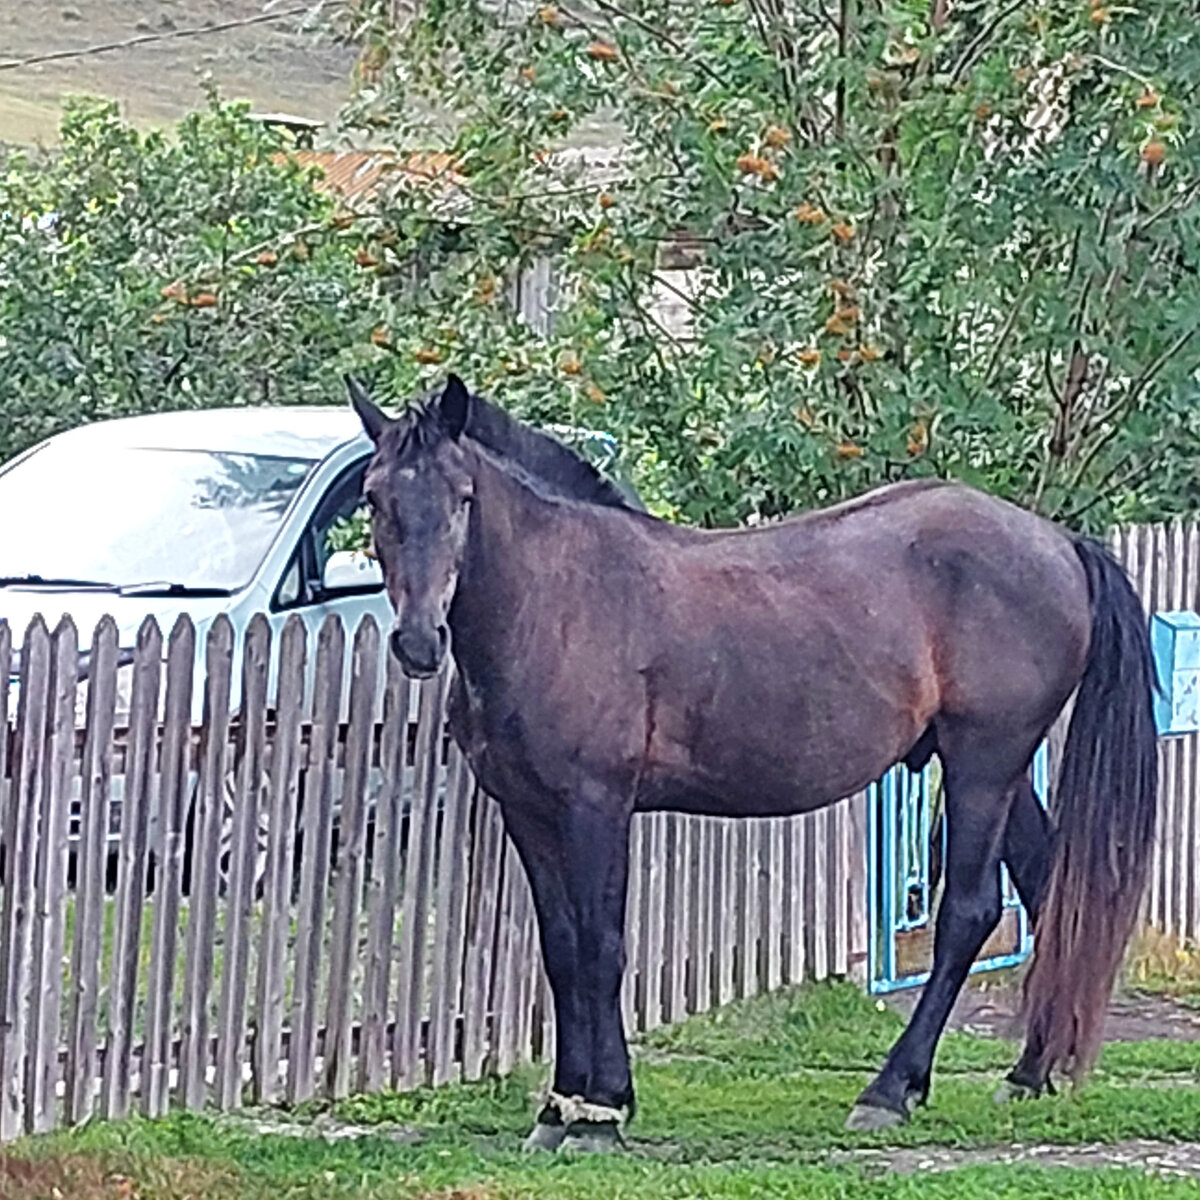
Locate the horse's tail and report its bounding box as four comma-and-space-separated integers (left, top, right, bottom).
1022, 536, 1158, 1082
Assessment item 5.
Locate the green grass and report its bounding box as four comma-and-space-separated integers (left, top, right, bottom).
7, 981, 1200, 1198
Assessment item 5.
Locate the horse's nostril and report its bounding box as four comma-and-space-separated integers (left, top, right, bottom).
436, 625, 449, 656
389, 628, 406, 662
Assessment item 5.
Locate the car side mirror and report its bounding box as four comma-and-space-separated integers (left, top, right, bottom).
322, 550, 384, 594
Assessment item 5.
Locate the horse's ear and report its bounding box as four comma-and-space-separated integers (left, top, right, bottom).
440, 374, 471, 441
346, 375, 388, 443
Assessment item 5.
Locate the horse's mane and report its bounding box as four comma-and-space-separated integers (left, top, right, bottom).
395, 389, 640, 512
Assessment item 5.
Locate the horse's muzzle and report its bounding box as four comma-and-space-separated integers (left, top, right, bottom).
390, 622, 448, 679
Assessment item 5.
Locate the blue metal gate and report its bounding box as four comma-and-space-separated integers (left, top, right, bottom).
866, 745, 1048, 994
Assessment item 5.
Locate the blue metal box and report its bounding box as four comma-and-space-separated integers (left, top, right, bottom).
1151, 611, 1200, 735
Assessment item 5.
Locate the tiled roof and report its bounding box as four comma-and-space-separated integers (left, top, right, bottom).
288, 149, 459, 199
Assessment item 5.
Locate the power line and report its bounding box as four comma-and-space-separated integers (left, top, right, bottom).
0, 3, 338, 73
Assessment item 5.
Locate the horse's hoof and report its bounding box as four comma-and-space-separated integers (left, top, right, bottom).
994, 1079, 1041, 1105
845, 1102, 908, 1132
559, 1120, 622, 1154
523, 1119, 568, 1152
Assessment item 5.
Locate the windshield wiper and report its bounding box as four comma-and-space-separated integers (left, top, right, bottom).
117, 581, 234, 598
0, 575, 119, 590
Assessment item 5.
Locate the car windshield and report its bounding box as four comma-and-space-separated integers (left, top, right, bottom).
0, 442, 317, 592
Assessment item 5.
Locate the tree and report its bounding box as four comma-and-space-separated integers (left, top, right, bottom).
0, 94, 377, 465
340, 0, 1200, 530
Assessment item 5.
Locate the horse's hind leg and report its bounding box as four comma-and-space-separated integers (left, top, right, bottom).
1003, 777, 1052, 922
848, 732, 1025, 1130
997, 776, 1056, 1101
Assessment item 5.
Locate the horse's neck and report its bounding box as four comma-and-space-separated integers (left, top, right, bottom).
450, 449, 586, 660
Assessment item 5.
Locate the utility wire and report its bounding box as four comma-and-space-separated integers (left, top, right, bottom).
0, 3, 336, 73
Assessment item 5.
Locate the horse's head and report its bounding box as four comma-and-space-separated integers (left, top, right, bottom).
348, 375, 475, 679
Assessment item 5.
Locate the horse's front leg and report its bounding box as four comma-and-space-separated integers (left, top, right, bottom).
504, 786, 634, 1154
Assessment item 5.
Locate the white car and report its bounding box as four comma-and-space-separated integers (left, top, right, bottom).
0, 406, 392, 720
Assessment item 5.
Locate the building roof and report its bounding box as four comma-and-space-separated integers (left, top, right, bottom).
290, 149, 459, 201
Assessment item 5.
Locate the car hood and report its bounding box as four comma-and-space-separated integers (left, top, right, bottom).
0, 588, 233, 652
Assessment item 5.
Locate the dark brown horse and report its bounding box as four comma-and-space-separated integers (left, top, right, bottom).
348, 375, 1157, 1152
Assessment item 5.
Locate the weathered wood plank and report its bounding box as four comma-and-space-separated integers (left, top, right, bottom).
323, 617, 380, 1100
713, 821, 735, 1007
141, 617, 196, 1117
763, 819, 785, 993
179, 616, 235, 1111
829, 801, 850, 977
357, 650, 410, 1094
733, 820, 754, 1000
846, 791, 869, 983
428, 748, 473, 1085
286, 615, 346, 1105
461, 795, 504, 1081
662, 814, 688, 1024
1188, 523, 1200, 942
215, 616, 272, 1110
252, 615, 306, 1104
25, 618, 78, 1133
805, 809, 830, 981
65, 618, 119, 1126
490, 837, 524, 1074
685, 817, 709, 1014
392, 668, 450, 1088
622, 816, 644, 1029
100, 617, 163, 1120
0, 617, 50, 1141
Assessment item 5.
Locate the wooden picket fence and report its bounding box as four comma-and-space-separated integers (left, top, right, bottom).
1113, 523, 1200, 942
0, 611, 865, 1141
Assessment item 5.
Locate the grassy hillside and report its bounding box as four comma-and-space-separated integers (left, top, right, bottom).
0, 0, 357, 145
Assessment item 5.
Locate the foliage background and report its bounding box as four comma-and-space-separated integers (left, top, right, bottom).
341, 0, 1200, 529
4, 1, 1200, 531
0, 94, 376, 465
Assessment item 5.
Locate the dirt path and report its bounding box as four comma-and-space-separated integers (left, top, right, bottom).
830, 1139, 1200, 1178
888, 979, 1200, 1043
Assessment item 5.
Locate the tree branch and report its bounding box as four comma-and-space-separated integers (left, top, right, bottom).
949, 0, 1025, 86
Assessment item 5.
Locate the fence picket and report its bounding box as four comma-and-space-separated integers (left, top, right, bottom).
323, 617, 380, 1100
215, 616, 272, 1110
179, 616, 235, 1111
392, 668, 451, 1088
253, 615, 307, 1104
25, 619, 78, 1134
287, 615, 345, 1105
428, 748, 473, 1085
663, 814, 688, 1024
461, 796, 504, 1081
65, 618, 119, 1126
101, 617, 163, 1120
141, 618, 196, 1118
0, 617, 51, 1141
686, 817, 709, 1014
358, 651, 410, 1094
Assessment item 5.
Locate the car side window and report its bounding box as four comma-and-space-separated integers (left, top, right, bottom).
272, 459, 370, 611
